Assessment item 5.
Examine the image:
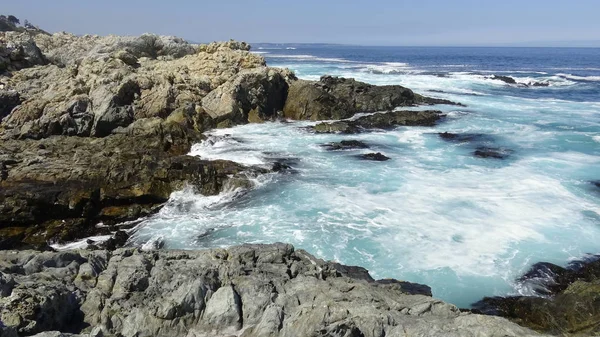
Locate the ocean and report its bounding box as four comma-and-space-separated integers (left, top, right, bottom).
129, 45, 600, 308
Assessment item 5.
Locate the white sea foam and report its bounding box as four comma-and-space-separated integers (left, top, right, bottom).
556, 73, 600, 82
51, 235, 112, 251
593, 136, 600, 143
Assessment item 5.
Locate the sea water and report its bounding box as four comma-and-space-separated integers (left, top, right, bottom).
130, 46, 600, 308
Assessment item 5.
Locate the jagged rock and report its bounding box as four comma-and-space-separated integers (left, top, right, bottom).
0, 244, 541, 337
201, 67, 293, 125
313, 110, 443, 134
284, 76, 460, 121
0, 31, 47, 72
473, 256, 600, 336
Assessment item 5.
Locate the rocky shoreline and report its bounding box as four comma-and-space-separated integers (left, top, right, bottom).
0, 244, 541, 337
0, 17, 596, 337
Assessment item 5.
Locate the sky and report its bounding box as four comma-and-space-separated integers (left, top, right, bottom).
3, 0, 600, 47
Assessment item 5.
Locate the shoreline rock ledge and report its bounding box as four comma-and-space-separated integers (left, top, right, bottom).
0, 244, 542, 337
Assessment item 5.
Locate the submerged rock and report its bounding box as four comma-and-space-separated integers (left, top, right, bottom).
0, 244, 540, 337
473, 146, 513, 159
358, 152, 391, 161
322, 139, 370, 151
439, 131, 491, 143
313, 110, 443, 134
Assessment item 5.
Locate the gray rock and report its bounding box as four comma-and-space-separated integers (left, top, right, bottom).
0, 245, 543, 337
202, 67, 293, 125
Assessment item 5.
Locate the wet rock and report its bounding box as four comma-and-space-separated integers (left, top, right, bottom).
439, 132, 491, 143
284, 76, 462, 120
358, 152, 391, 161
490, 75, 517, 85
473, 256, 600, 335
322, 140, 370, 151
0, 244, 539, 337
100, 230, 129, 251
474, 146, 513, 159
313, 110, 443, 134
0, 124, 266, 248
591, 181, 600, 190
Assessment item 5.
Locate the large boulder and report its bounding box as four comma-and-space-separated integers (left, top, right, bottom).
0, 245, 541, 337
201, 67, 294, 126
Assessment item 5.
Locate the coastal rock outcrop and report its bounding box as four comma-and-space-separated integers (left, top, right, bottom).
284, 76, 460, 120
0, 120, 265, 248
313, 110, 443, 133
0, 244, 541, 337
474, 256, 600, 336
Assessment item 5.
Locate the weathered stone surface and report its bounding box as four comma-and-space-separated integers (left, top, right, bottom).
474, 256, 600, 336
313, 110, 443, 134
284, 76, 461, 121
0, 31, 47, 72
202, 67, 294, 125
0, 244, 542, 337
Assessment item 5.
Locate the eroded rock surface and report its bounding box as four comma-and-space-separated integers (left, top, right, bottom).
284, 76, 460, 121
474, 256, 600, 336
0, 244, 541, 337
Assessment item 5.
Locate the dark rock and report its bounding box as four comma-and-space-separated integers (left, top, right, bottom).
490, 75, 517, 85
322, 140, 370, 151
473, 147, 513, 160
0, 122, 266, 248
438, 132, 491, 143
592, 181, 600, 189
0, 90, 20, 122
530, 81, 550, 87
358, 152, 391, 161
473, 256, 600, 335
284, 76, 461, 121
101, 230, 129, 251
314, 110, 443, 134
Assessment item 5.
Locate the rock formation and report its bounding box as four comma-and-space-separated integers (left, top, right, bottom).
0, 244, 541, 337
473, 256, 600, 336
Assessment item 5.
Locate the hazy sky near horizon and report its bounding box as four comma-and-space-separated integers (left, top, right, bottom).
3, 0, 600, 46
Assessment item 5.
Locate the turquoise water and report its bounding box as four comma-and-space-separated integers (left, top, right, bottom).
131, 46, 600, 308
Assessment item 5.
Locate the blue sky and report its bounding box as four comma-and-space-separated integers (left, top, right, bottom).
3, 0, 600, 46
